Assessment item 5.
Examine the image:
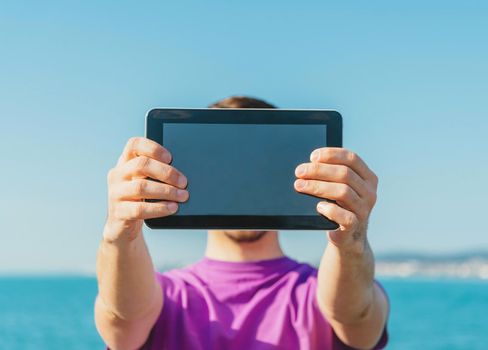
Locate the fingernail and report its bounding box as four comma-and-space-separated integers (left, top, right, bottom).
295, 179, 306, 189
177, 176, 187, 188
168, 202, 178, 212
296, 165, 306, 176
317, 202, 328, 211
176, 189, 188, 200
311, 151, 320, 161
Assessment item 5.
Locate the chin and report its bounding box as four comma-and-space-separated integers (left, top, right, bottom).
223, 230, 272, 243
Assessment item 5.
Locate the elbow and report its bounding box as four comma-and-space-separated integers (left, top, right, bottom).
318, 285, 389, 350
316, 292, 374, 326
94, 296, 155, 350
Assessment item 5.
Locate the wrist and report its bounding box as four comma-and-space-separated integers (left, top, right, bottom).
327, 221, 369, 255
326, 233, 372, 263
103, 217, 143, 245
322, 240, 376, 304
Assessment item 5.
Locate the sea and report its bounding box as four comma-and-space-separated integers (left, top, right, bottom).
1, 258, 487, 350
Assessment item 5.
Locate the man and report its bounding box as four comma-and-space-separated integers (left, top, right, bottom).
95, 96, 389, 350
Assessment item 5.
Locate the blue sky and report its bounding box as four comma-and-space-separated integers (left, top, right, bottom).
1, 1, 487, 273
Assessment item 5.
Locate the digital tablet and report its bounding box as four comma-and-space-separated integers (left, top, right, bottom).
145, 108, 342, 230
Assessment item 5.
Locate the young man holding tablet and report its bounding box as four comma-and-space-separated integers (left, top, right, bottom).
95, 96, 389, 350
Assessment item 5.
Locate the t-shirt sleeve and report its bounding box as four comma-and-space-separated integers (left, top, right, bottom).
331, 325, 388, 350
104, 270, 168, 350
330, 279, 389, 350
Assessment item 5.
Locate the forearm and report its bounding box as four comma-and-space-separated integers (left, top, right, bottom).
317, 239, 376, 324
94, 137, 185, 349
96, 221, 161, 322
317, 239, 388, 349
294, 147, 388, 348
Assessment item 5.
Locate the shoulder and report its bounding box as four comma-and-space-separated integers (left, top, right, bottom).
154, 264, 205, 299
136, 266, 209, 349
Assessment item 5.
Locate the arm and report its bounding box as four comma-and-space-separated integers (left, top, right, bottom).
95, 137, 189, 350
294, 148, 389, 350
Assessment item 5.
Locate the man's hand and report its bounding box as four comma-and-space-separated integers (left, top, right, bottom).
294, 147, 378, 252
96, 137, 189, 350
294, 147, 388, 350
104, 136, 189, 243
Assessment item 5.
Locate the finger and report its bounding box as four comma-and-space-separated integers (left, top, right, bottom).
316, 201, 359, 231
295, 162, 368, 199
115, 201, 179, 220
294, 179, 368, 219
111, 179, 189, 202
310, 148, 377, 185
117, 137, 172, 166
115, 156, 188, 189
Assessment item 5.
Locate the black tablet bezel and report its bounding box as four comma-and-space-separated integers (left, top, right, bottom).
145, 108, 342, 230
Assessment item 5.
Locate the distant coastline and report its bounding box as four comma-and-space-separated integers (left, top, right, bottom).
374, 251, 488, 280
156, 251, 488, 280
2, 251, 488, 280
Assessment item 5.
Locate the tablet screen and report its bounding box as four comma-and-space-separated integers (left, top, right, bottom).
163, 123, 326, 216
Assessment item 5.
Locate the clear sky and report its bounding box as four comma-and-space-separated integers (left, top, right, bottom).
1, 1, 487, 273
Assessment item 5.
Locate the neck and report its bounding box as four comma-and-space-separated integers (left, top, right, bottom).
205, 231, 285, 262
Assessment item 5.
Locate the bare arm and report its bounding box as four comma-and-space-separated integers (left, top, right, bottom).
95, 137, 189, 350
294, 148, 389, 349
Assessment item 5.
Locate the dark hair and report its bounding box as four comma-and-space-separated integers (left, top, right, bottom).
208, 95, 276, 109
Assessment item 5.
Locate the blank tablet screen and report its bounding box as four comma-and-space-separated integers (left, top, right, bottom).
163, 123, 326, 216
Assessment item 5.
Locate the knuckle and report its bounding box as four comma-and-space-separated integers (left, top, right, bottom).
107, 168, 116, 182
131, 202, 144, 219
337, 184, 350, 200
163, 201, 176, 213
307, 181, 318, 194
111, 205, 123, 220
352, 195, 364, 210
134, 179, 146, 195
136, 156, 150, 172
147, 144, 159, 158
347, 151, 358, 163
160, 184, 173, 199
152, 201, 169, 217
338, 166, 350, 181
169, 185, 179, 199
311, 183, 320, 194
309, 162, 320, 175
108, 189, 116, 201
372, 173, 379, 187
108, 183, 122, 200
322, 148, 333, 159
127, 136, 140, 149
166, 167, 179, 183
369, 190, 378, 206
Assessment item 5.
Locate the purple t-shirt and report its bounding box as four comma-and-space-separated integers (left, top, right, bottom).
125, 256, 388, 349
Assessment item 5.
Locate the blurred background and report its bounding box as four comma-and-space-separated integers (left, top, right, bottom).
1, 1, 487, 349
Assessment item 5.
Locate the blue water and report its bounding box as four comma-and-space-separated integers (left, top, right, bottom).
381, 278, 488, 350
0, 277, 487, 349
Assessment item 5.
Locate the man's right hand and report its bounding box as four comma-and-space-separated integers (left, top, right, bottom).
103, 136, 189, 243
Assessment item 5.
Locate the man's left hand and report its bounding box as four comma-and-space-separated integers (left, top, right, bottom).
294, 147, 378, 252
